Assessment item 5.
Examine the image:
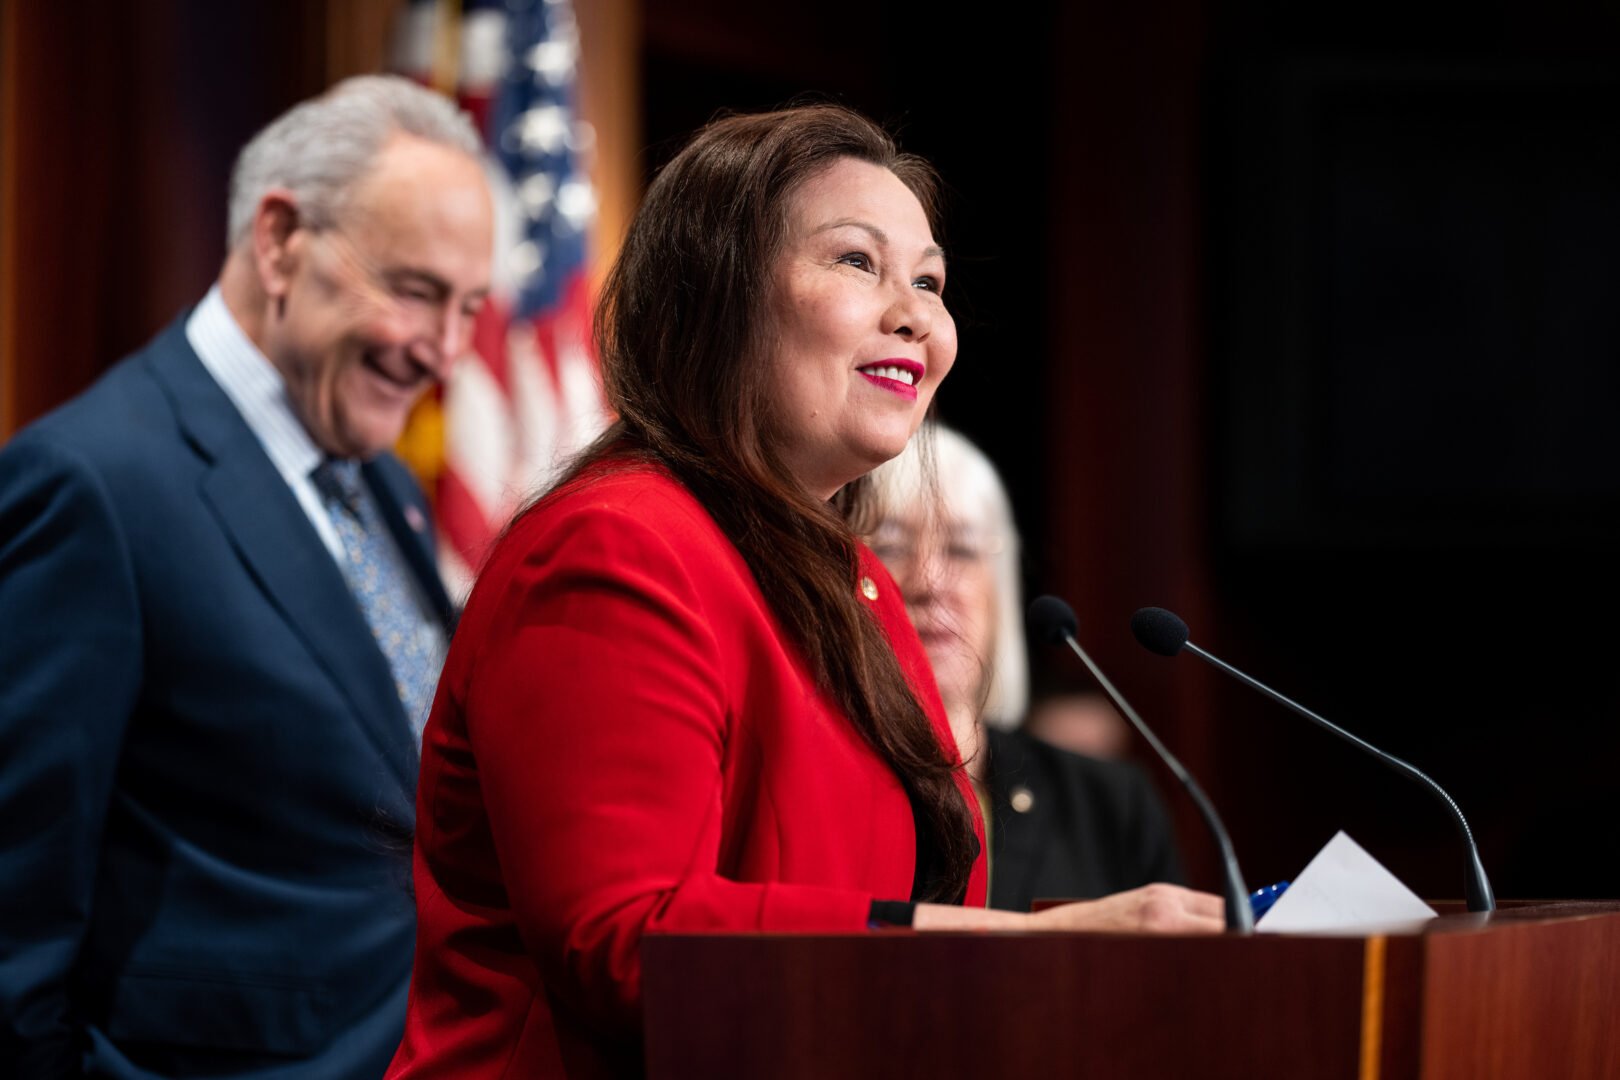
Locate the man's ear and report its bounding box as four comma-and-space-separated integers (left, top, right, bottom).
252, 189, 304, 300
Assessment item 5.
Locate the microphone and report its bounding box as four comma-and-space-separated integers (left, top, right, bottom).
1028, 596, 1254, 933
1131, 606, 1495, 913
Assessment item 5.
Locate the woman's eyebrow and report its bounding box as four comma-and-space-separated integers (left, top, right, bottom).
812, 219, 946, 261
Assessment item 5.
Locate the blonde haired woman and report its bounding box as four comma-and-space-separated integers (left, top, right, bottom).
864, 423, 1184, 911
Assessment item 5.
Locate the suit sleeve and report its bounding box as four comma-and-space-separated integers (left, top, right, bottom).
0, 435, 144, 1074
1127, 766, 1187, 886
450, 502, 872, 1033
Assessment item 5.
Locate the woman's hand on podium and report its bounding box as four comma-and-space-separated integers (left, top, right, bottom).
912, 883, 1224, 934
1027, 883, 1225, 933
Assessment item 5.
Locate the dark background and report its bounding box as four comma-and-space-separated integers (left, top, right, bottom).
5, 0, 1617, 900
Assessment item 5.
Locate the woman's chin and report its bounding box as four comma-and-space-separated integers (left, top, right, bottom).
929, 669, 980, 715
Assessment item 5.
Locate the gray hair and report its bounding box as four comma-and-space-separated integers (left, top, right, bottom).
865, 423, 1030, 730
226, 74, 483, 250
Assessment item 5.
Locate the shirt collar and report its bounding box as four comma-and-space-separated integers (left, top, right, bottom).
186, 284, 325, 486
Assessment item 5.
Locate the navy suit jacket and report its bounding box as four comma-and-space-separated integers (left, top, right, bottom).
0, 314, 454, 1078
984, 727, 1185, 913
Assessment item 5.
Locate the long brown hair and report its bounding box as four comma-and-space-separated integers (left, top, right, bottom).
558, 103, 975, 902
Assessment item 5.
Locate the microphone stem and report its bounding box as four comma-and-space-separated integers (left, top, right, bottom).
1183, 641, 1495, 913
1062, 636, 1254, 933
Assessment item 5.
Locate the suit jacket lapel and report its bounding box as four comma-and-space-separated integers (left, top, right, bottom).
987, 728, 1051, 910
363, 460, 457, 631
144, 319, 418, 791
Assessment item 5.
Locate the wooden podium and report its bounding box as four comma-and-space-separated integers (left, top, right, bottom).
642, 901, 1619, 1079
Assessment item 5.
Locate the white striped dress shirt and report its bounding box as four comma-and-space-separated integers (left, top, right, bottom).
186, 285, 344, 561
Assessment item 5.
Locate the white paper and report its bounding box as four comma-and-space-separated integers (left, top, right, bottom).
1256, 830, 1438, 934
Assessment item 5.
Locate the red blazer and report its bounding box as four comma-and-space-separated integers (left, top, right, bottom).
388, 464, 987, 1079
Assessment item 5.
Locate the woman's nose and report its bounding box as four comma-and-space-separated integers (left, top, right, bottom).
881, 283, 932, 341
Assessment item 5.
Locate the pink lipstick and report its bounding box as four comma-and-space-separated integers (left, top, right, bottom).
857, 358, 924, 401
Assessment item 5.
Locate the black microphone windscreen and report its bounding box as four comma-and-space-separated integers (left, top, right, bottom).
1028, 595, 1080, 646
1131, 607, 1190, 656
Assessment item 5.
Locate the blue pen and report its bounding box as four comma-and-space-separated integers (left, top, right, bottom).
1249, 880, 1291, 920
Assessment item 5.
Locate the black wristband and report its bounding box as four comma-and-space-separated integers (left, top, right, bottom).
867, 900, 917, 928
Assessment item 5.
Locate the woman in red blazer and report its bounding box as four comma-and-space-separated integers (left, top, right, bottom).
388, 104, 1222, 1080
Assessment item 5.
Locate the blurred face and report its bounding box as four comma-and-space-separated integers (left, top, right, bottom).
766, 158, 957, 499
869, 505, 998, 713
262, 133, 493, 459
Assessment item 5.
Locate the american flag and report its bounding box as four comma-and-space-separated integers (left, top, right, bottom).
393, 0, 608, 598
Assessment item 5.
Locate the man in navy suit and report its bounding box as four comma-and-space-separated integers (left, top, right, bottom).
0, 75, 492, 1078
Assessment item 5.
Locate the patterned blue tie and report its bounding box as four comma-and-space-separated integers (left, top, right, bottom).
311, 460, 441, 739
